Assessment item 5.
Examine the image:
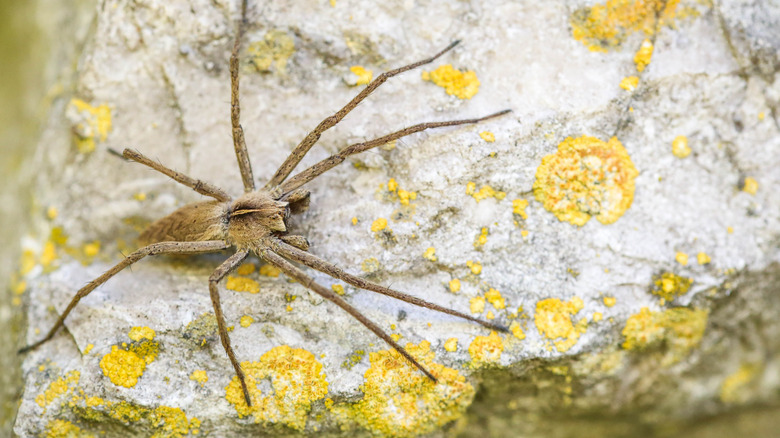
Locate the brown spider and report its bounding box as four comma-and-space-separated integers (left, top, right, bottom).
20, 0, 509, 407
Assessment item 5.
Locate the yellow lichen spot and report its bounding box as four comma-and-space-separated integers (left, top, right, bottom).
100, 346, 146, 388
652, 272, 693, 301
467, 184, 505, 202
83, 343, 94, 355
331, 284, 345, 295
479, 131, 495, 142
286, 305, 293, 312
593, 312, 603, 322
422, 247, 437, 262
512, 198, 529, 220
189, 370, 208, 387
534, 135, 638, 226
236, 262, 256, 276
634, 39, 654, 71
675, 251, 688, 266
520, 229, 529, 238
391, 333, 402, 342
603, 296, 617, 307
486, 310, 495, 320
387, 178, 398, 192
509, 321, 526, 340
485, 288, 506, 310
349, 65, 373, 86
742, 177, 758, 195
621, 307, 708, 364
421, 64, 480, 99
133, 192, 147, 201
128, 326, 155, 342
720, 363, 762, 404
469, 296, 485, 314
248, 30, 295, 74
333, 340, 474, 436
20, 249, 36, 275
226, 276, 261, 293
371, 217, 388, 232
697, 252, 711, 265
225, 346, 328, 430
85, 396, 104, 407
448, 278, 461, 294
68, 98, 112, 153
465, 181, 476, 195
758, 111, 765, 120
469, 331, 504, 366
444, 338, 458, 352
534, 297, 586, 352
36, 370, 80, 408
259, 264, 281, 277
240, 315, 255, 327
45, 419, 95, 438
351, 217, 358, 225
151, 405, 194, 438
474, 227, 489, 248
466, 260, 482, 275
570, 0, 681, 51
40, 241, 58, 269
361, 257, 380, 273
672, 135, 691, 158
397, 189, 417, 206
82, 241, 100, 258
619, 76, 639, 91
727, 226, 734, 234
47, 206, 58, 220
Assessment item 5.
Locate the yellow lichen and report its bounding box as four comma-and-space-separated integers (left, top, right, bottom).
349, 65, 373, 86
133, 192, 147, 201
675, 251, 689, 266
83, 343, 94, 355
333, 340, 474, 436
68, 98, 112, 153
509, 321, 526, 340
40, 240, 58, 269
351, 217, 359, 225
239, 315, 255, 327
361, 257, 380, 273
651, 272, 693, 301
469, 296, 485, 314
512, 198, 529, 220
485, 288, 506, 310
20, 249, 36, 275
47, 206, 58, 220
570, 0, 681, 51
720, 363, 762, 404
479, 131, 495, 142
697, 252, 711, 265
619, 76, 639, 91
100, 346, 146, 387
742, 177, 758, 195
466, 260, 482, 275
474, 227, 489, 248
672, 135, 691, 158
422, 247, 437, 262
621, 307, 708, 364
82, 241, 100, 258
236, 262, 256, 275
226, 276, 261, 293
189, 370, 208, 387
533, 135, 638, 226
332, 284, 345, 295
248, 30, 295, 74
128, 326, 155, 342
225, 346, 328, 430
634, 39, 654, 71
534, 297, 587, 352
444, 338, 458, 352
259, 264, 281, 277
592, 312, 603, 322
448, 278, 461, 293
603, 296, 617, 307
45, 419, 95, 438
421, 64, 480, 99
469, 331, 504, 366
371, 217, 388, 232
466, 182, 506, 202
36, 370, 80, 408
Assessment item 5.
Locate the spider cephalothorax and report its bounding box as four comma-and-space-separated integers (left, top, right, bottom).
21, 0, 510, 407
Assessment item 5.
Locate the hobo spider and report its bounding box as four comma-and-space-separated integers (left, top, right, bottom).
21, 0, 510, 406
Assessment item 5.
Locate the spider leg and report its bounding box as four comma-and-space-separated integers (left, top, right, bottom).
208, 248, 253, 406
229, 0, 255, 192
123, 149, 232, 201
18, 240, 229, 354
261, 249, 438, 382
269, 238, 508, 332
273, 109, 511, 197
264, 41, 463, 189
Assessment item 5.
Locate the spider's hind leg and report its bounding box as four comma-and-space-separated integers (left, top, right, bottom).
229, 0, 255, 193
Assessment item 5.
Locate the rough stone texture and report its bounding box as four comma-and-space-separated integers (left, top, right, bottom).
13, 0, 780, 437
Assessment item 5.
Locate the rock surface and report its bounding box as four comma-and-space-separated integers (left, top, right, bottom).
13, 0, 780, 437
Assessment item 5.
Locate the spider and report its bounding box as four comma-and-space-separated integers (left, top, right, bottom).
20, 0, 510, 407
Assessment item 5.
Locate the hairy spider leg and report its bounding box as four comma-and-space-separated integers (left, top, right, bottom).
18, 241, 229, 354
264, 40, 463, 189
261, 250, 438, 382
230, 0, 255, 192
269, 238, 508, 332
273, 110, 511, 197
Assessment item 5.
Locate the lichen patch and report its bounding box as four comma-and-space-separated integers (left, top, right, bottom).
534, 297, 587, 352
421, 64, 480, 99
468, 331, 504, 366
99, 346, 146, 388
533, 135, 638, 226
621, 307, 708, 365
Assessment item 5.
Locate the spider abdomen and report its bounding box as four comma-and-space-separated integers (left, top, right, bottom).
139, 200, 230, 245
